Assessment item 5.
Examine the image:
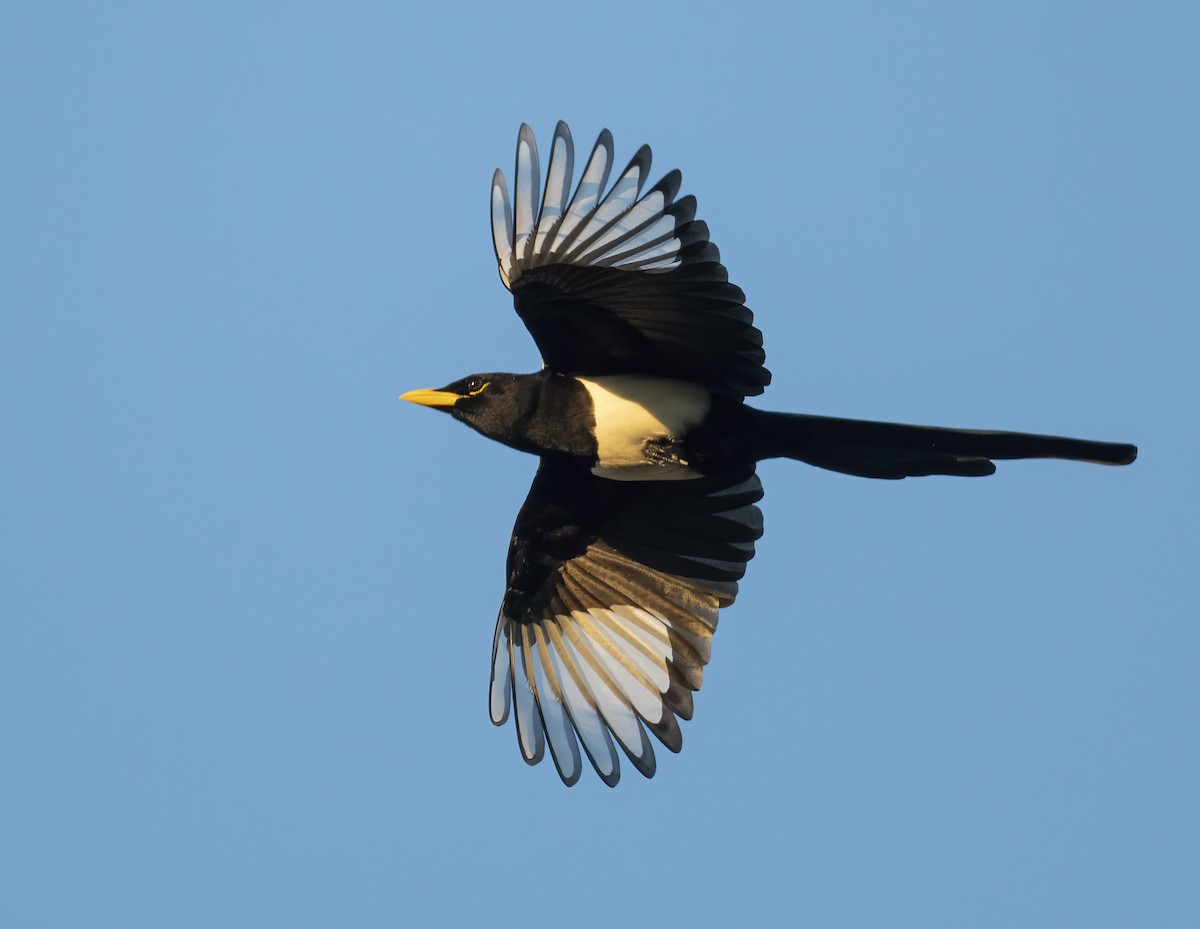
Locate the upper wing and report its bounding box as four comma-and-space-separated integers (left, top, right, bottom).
491, 122, 771, 399
488, 457, 764, 786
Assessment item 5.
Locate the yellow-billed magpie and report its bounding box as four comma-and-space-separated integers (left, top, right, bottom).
402, 122, 1136, 787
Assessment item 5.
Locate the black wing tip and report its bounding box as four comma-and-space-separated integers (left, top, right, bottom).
668, 193, 697, 227
616, 143, 654, 198
650, 168, 683, 205
622, 741, 657, 780
554, 763, 582, 788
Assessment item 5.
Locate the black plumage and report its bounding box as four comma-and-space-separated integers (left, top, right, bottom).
402, 122, 1136, 787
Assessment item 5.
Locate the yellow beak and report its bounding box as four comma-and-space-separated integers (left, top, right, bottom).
400, 388, 461, 410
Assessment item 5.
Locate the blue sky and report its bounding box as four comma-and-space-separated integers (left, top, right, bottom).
2, 2, 1196, 927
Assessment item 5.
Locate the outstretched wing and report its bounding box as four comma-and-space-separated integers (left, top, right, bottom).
488, 458, 764, 786
491, 122, 771, 400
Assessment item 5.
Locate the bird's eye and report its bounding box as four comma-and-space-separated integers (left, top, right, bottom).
464, 377, 489, 395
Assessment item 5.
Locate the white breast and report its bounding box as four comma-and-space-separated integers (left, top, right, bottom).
577, 375, 711, 480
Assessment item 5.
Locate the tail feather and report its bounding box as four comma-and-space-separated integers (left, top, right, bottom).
743, 409, 1137, 480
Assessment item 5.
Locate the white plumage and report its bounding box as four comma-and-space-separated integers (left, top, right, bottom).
491, 121, 685, 289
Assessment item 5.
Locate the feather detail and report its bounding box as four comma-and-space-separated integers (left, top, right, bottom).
489, 464, 764, 786
492, 125, 686, 289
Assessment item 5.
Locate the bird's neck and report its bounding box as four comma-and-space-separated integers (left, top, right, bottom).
478, 372, 596, 459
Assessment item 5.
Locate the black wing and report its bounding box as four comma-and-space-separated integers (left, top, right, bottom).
488, 457, 764, 786
491, 122, 771, 399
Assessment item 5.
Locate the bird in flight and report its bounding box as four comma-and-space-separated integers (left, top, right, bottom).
402, 122, 1136, 787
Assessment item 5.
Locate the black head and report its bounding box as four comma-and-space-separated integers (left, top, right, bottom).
401, 372, 544, 448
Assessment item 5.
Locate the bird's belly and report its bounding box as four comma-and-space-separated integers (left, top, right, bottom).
577, 375, 711, 480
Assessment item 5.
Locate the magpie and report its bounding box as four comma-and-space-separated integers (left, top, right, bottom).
402, 122, 1136, 787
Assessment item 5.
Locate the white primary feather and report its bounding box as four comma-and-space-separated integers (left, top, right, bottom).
488, 620, 511, 725
512, 124, 540, 266
542, 620, 621, 783
491, 123, 685, 289
531, 123, 574, 266
528, 623, 582, 785
509, 630, 544, 764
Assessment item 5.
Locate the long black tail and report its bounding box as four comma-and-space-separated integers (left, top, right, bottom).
737, 408, 1137, 479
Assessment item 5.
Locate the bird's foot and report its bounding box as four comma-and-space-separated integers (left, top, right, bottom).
643, 437, 690, 468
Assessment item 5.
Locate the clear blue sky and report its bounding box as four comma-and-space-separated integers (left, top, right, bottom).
3, 3, 1196, 927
